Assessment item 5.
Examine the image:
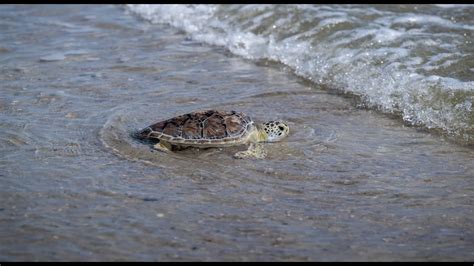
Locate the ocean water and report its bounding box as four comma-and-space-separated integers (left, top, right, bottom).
127, 4, 474, 145
1, 4, 474, 261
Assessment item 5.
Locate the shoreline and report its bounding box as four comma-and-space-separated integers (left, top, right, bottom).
1, 5, 473, 261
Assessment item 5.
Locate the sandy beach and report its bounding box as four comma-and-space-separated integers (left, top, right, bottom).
1, 5, 473, 261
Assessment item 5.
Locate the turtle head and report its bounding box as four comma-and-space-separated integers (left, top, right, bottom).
261, 121, 289, 142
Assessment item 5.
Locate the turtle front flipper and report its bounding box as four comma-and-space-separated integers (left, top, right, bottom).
153, 140, 173, 153
234, 143, 267, 159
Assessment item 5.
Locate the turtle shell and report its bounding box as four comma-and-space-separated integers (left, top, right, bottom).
136, 110, 254, 146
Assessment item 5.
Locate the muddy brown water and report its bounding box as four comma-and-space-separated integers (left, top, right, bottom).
0, 5, 473, 261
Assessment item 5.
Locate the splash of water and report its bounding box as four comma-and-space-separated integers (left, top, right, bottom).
126, 4, 474, 144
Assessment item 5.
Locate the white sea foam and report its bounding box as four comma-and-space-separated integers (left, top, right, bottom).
126, 4, 474, 142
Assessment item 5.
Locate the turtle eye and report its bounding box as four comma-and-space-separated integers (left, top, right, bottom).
278, 125, 285, 131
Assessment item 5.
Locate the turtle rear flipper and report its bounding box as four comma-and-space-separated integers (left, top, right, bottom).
153, 140, 173, 153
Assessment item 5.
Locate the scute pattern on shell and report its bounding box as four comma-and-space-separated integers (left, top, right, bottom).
137, 110, 254, 144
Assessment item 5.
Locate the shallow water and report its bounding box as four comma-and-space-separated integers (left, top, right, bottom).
1, 5, 474, 261
127, 4, 474, 145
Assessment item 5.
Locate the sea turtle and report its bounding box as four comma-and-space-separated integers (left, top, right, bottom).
135, 110, 289, 159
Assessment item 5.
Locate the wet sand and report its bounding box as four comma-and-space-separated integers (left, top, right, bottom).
0, 5, 473, 261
